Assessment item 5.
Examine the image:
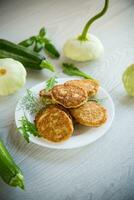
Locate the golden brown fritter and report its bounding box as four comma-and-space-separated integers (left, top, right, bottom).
70, 101, 107, 127
51, 84, 88, 108
39, 89, 56, 105
35, 105, 74, 142
65, 79, 99, 96
39, 89, 52, 98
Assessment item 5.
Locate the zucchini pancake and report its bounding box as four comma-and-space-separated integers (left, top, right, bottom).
64, 79, 99, 96
35, 79, 107, 142
70, 101, 107, 127
35, 105, 74, 142
51, 84, 88, 108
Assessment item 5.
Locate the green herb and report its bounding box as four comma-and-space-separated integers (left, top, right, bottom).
18, 115, 40, 143
19, 36, 35, 47
88, 96, 107, 104
62, 63, 93, 79
33, 38, 44, 52
39, 27, 46, 37
45, 76, 57, 92
19, 27, 60, 58
0, 138, 24, 189
44, 39, 60, 58
20, 89, 42, 114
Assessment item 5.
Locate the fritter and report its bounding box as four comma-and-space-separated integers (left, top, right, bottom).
39, 89, 56, 105
51, 84, 88, 108
39, 89, 52, 98
35, 105, 74, 142
65, 79, 99, 96
70, 101, 107, 127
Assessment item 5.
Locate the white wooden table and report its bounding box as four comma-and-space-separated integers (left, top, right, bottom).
0, 0, 134, 199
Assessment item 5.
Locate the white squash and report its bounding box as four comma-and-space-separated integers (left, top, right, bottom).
63, 34, 104, 61
0, 58, 26, 96
63, 0, 109, 62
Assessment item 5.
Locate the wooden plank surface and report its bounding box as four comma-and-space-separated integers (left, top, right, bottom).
0, 0, 134, 200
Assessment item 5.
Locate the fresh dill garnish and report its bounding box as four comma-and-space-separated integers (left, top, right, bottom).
18, 115, 40, 143
19, 77, 57, 114
45, 76, 57, 92
20, 89, 42, 114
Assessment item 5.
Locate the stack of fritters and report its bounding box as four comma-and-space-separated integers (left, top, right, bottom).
35, 79, 107, 142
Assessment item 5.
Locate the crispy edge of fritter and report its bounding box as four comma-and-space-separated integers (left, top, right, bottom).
39, 89, 52, 98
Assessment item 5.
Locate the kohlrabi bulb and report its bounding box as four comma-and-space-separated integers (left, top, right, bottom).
0, 58, 26, 96
63, 34, 104, 61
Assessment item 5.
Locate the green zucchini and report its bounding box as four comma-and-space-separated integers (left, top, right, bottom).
0, 39, 55, 71
0, 138, 24, 189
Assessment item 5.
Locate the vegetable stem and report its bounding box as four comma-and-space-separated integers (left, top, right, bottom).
40, 60, 55, 72
78, 0, 109, 41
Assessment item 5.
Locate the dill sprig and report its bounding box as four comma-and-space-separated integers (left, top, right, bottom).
18, 115, 40, 143
20, 89, 42, 114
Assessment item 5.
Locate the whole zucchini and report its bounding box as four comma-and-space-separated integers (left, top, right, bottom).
0, 138, 24, 189
0, 39, 55, 72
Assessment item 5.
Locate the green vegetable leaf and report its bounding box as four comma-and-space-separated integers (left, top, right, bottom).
62, 63, 93, 79
18, 115, 40, 143
39, 27, 46, 37
44, 40, 60, 58
19, 36, 35, 47
33, 39, 44, 52
45, 76, 57, 92
18, 27, 60, 60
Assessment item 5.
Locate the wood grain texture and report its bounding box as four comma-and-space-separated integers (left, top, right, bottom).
0, 0, 134, 200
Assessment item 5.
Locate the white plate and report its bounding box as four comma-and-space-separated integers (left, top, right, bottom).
15, 78, 115, 149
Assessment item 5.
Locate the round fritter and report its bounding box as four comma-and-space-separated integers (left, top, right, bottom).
65, 79, 99, 96
70, 101, 107, 127
51, 84, 88, 108
35, 105, 74, 142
